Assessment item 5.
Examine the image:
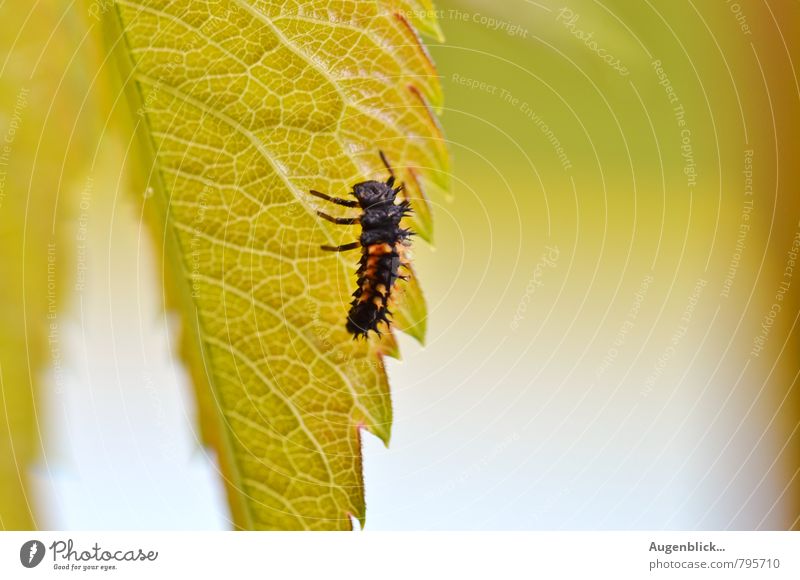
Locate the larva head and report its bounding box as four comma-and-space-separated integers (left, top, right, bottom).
352, 180, 398, 208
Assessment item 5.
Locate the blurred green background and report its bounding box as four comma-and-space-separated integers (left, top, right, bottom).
365, 0, 800, 529
1, 0, 798, 529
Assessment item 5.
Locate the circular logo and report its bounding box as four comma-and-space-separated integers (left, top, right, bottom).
20, 540, 46, 568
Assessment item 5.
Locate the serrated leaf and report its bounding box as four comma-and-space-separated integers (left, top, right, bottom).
103, 0, 447, 529
392, 265, 428, 345
402, 165, 435, 243
391, 0, 445, 42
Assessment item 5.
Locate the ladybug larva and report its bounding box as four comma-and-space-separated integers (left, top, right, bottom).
311, 152, 413, 338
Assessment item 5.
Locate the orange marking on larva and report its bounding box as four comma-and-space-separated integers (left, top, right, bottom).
395, 243, 409, 263
368, 243, 392, 255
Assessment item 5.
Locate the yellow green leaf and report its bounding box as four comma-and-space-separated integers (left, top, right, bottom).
102, 0, 447, 529
391, 0, 445, 42
392, 266, 428, 345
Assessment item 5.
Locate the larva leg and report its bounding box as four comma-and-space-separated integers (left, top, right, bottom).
316, 211, 359, 225
378, 150, 396, 187
321, 241, 361, 252
310, 189, 358, 207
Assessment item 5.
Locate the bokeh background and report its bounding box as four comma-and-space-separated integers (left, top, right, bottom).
1, 0, 798, 529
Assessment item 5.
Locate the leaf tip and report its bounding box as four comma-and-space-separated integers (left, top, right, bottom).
376, 332, 402, 359
358, 411, 392, 447
403, 319, 427, 346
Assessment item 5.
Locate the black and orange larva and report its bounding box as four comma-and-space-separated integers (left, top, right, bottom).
311, 152, 413, 339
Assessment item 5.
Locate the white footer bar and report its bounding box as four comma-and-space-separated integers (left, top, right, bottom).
1, 531, 797, 579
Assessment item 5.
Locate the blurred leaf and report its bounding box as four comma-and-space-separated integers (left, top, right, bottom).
0, 2, 104, 528
103, 0, 447, 529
